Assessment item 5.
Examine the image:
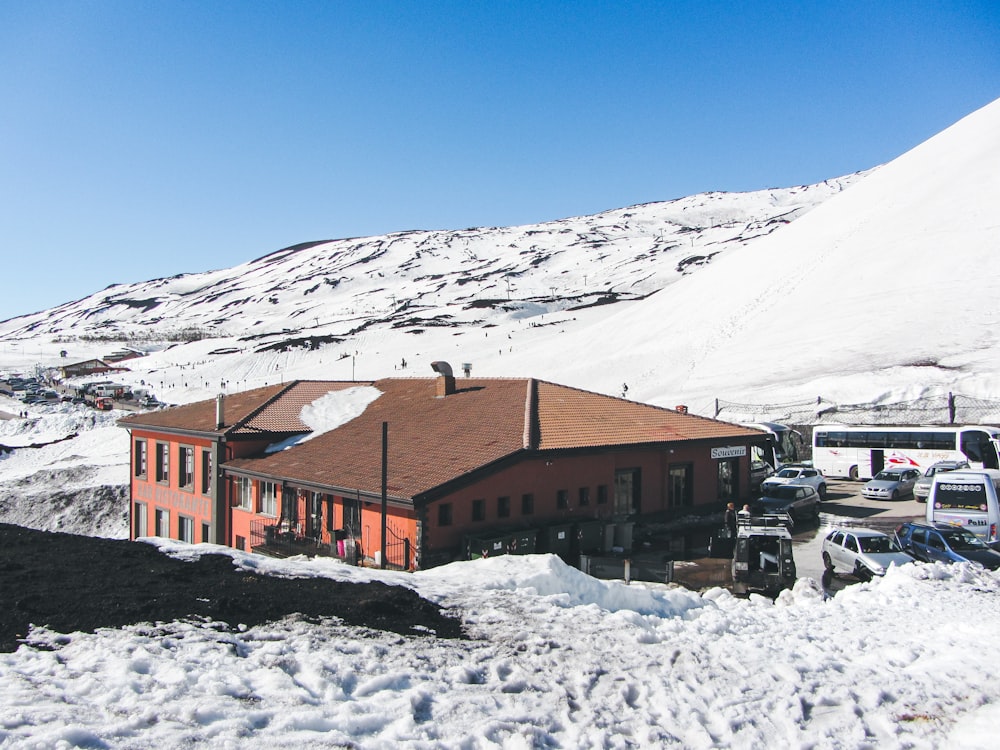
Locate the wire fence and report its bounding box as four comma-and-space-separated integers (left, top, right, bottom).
713, 393, 1000, 427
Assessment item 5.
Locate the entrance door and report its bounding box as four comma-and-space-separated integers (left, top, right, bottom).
717, 458, 739, 501
343, 496, 361, 538
668, 463, 694, 508
614, 468, 641, 515
133, 502, 147, 539
281, 486, 297, 523
871, 450, 884, 476
306, 492, 323, 539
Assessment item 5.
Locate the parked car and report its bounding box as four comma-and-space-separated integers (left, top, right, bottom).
913, 460, 970, 503
822, 528, 915, 580
862, 468, 921, 500
894, 521, 1000, 570
760, 465, 828, 499
749, 460, 775, 492
755, 484, 821, 522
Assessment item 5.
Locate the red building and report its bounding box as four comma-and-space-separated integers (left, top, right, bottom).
118, 367, 769, 569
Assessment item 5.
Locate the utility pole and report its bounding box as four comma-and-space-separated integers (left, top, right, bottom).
380, 421, 388, 570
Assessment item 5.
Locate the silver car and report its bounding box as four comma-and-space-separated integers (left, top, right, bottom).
822, 528, 914, 580
912, 460, 970, 502
760, 465, 828, 499
862, 467, 921, 500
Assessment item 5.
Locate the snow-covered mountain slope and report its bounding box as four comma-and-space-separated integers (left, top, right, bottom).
489, 97, 1000, 409
2, 99, 999, 421
0, 178, 858, 348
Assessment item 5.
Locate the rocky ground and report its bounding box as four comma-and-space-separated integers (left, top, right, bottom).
0, 523, 465, 652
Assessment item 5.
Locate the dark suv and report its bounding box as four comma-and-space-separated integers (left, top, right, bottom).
894, 521, 1000, 570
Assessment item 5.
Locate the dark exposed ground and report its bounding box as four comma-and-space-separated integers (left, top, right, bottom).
0, 523, 466, 652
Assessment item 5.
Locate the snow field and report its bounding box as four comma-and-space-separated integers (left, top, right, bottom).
2, 549, 1000, 748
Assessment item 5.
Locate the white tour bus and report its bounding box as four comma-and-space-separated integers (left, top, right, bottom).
743, 422, 803, 467
743, 422, 805, 490
811, 425, 1000, 481
926, 469, 1000, 545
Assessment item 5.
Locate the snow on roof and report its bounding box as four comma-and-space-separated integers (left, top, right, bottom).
265, 385, 382, 452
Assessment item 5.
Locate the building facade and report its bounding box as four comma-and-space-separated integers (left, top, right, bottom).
119, 371, 770, 569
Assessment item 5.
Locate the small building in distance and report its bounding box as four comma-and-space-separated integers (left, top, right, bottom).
59, 359, 125, 380
118, 364, 769, 569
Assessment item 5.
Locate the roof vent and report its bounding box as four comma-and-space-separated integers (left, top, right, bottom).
431, 361, 456, 397
675, 404, 688, 414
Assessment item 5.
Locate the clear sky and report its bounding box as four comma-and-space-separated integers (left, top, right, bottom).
1, 1, 998, 322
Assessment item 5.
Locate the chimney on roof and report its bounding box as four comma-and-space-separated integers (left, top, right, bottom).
430, 361, 456, 397
675, 404, 688, 414
216, 393, 225, 429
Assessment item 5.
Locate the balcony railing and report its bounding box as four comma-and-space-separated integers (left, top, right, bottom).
249, 519, 355, 561
248, 518, 411, 569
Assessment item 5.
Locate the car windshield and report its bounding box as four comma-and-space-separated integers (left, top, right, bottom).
859, 536, 900, 554
764, 485, 801, 500
776, 469, 799, 478
941, 529, 986, 550
874, 471, 902, 481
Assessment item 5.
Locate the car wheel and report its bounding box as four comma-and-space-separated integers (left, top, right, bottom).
849, 466, 859, 481
890, 489, 899, 501
818, 483, 828, 500
822, 552, 834, 572
854, 563, 873, 582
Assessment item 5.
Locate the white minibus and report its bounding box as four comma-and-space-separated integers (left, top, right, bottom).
926, 469, 1000, 545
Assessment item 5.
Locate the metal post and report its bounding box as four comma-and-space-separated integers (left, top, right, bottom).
380, 421, 388, 569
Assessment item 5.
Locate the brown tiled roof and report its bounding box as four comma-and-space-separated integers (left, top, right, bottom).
226, 378, 530, 499
534, 381, 762, 449
118, 381, 360, 436
222, 377, 766, 501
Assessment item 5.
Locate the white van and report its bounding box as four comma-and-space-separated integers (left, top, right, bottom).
926, 469, 1000, 545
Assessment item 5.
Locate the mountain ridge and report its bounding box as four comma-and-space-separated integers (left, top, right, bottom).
3, 99, 999, 417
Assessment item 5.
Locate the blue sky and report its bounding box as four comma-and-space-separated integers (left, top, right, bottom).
1, 1, 998, 322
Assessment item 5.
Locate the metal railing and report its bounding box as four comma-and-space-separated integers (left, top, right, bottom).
249, 519, 332, 559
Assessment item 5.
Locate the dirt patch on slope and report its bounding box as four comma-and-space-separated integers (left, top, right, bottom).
0, 523, 465, 652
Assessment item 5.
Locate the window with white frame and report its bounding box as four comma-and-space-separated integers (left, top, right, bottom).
259, 481, 278, 516
134, 439, 147, 478
178, 446, 194, 490
178, 515, 194, 543
200, 449, 212, 495
155, 508, 170, 537
155, 442, 169, 483
237, 477, 253, 510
